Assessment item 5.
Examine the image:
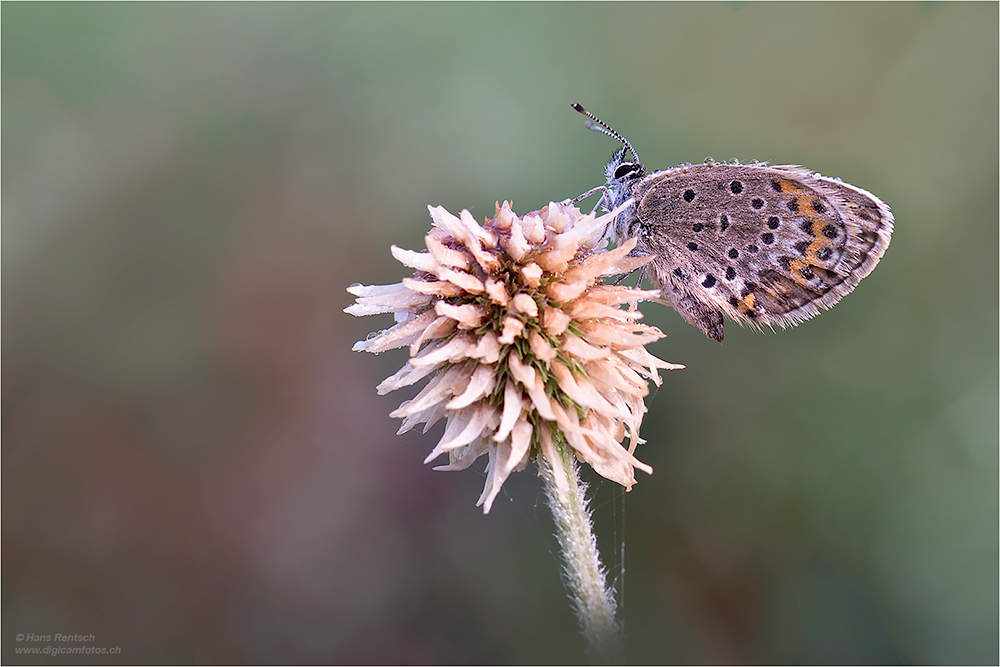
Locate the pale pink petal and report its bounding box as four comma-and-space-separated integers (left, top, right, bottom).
435, 301, 488, 328
433, 436, 489, 471
586, 284, 661, 307
477, 439, 512, 513
541, 306, 572, 336
347, 282, 406, 298
390, 245, 441, 273
519, 262, 543, 288
485, 278, 509, 306
437, 266, 485, 294
459, 209, 498, 249
409, 316, 457, 355
584, 359, 650, 398
391, 365, 466, 418
535, 236, 580, 273
507, 354, 557, 420
521, 212, 546, 244
502, 219, 531, 262
578, 321, 661, 348
410, 333, 477, 367
546, 279, 589, 303
344, 284, 432, 316
427, 204, 468, 240
528, 330, 557, 362
510, 293, 539, 318
401, 277, 464, 297
493, 379, 525, 443
498, 316, 524, 345
427, 403, 497, 460
562, 334, 610, 361
425, 233, 471, 269
504, 417, 533, 475
493, 201, 517, 230
446, 363, 497, 409
550, 362, 628, 420
352, 309, 438, 353
565, 299, 634, 322
376, 362, 437, 395
469, 331, 502, 364
562, 237, 641, 284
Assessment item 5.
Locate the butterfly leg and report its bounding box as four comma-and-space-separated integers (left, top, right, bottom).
568, 185, 607, 211
612, 265, 647, 288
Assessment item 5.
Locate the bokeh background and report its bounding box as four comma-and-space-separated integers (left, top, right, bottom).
4, 3, 997, 664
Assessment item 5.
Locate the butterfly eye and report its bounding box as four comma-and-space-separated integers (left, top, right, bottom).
614, 163, 638, 179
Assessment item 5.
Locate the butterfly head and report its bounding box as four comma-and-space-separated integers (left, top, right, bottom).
572, 103, 647, 237
604, 147, 646, 212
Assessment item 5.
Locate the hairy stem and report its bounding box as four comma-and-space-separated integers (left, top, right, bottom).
540, 439, 624, 664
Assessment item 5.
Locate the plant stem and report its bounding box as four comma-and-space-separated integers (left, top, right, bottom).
541, 439, 624, 664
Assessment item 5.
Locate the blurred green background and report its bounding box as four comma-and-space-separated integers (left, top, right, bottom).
3, 2, 997, 664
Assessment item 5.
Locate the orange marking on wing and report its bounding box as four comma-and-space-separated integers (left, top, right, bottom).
788, 258, 810, 285
779, 179, 803, 194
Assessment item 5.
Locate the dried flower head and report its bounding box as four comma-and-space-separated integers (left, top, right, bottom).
346, 201, 682, 512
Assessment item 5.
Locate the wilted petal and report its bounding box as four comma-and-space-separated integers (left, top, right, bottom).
508, 354, 557, 421
425, 233, 471, 270
498, 316, 524, 345
410, 333, 477, 366
447, 363, 497, 409
436, 301, 488, 328
550, 362, 627, 420
503, 218, 532, 262
485, 278, 509, 306
352, 309, 438, 353
469, 331, 502, 364
402, 277, 464, 297
376, 361, 437, 395
437, 266, 485, 294
410, 316, 457, 355
528, 330, 557, 362
391, 365, 466, 418
562, 334, 610, 361
505, 417, 533, 475
510, 293, 539, 318
541, 305, 572, 336
427, 402, 498, 460
494, 379, 525, 443
546, 279, 589, 303
519, 262, 543, 288
433, 435, 489, 471
390, 245, 441, 273
477, 439, 513, 513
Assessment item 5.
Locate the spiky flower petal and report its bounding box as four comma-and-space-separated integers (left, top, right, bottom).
347, 201, 682, 512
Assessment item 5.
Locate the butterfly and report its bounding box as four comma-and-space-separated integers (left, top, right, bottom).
572, 103, 894, 343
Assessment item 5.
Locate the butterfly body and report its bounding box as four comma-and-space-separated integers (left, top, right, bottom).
575, 104, 894, 342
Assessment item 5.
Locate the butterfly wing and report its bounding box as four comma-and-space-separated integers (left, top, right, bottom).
631, 163, 893, 341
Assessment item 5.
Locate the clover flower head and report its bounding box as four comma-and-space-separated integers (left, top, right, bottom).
346, 200, 682, 512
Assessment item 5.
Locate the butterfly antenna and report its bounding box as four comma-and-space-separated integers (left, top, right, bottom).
571, 103, 641, 165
